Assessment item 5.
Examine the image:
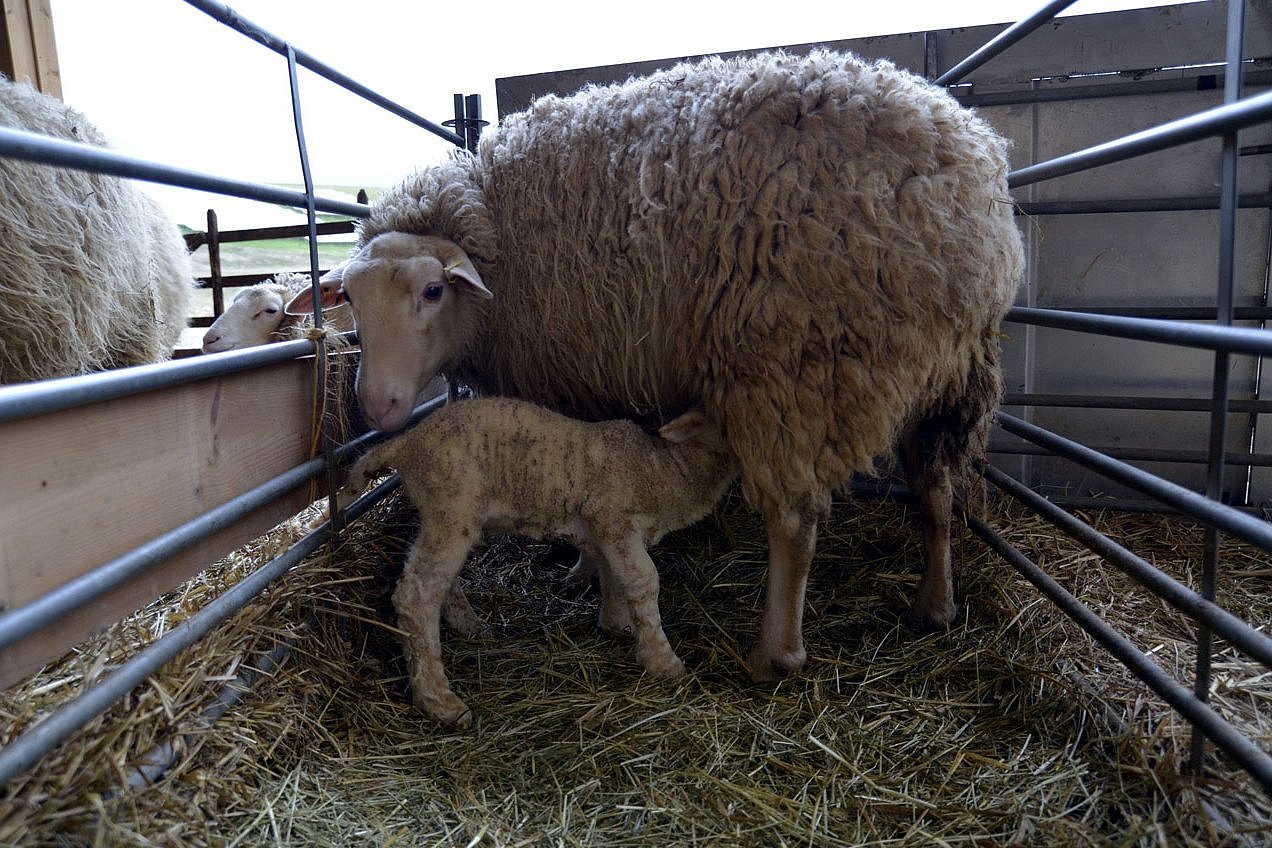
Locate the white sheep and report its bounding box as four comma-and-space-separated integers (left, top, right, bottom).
289, 49, 1025, 682
0, 75, 195, 383
201, 271, 353, 353
336, 397, 736, 726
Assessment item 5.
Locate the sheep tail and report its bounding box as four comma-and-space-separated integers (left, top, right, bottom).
909, 333, 1004, 515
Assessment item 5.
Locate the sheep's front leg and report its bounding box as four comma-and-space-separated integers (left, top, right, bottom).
393, 524, 478, 727
747, 505, 816, 683
598, 535, 685, 678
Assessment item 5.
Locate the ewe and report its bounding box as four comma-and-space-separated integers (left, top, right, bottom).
292, 50, 1024, 681
0, 76, 194, 383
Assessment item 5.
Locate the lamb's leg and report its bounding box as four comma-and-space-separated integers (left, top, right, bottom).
899, 431, 958, 629
567, 549, 604, 586
393, 524, 478, 727
592, 553, 638, 637
747, 505, 816, 683
597, 535, 685, 678
441, 581, 484, 638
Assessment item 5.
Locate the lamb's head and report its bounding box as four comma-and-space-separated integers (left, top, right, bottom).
202, 283, 295, 353
286, 232, 490, 432
658, 407, 737, 475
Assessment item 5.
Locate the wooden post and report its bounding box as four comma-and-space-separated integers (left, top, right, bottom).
1, 0, 61, 98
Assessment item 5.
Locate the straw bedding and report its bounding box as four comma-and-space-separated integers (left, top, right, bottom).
1, 482, 1269, 846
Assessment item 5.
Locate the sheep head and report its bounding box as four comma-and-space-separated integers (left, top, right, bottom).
286, 232, 490, 431
202, 284, 292, 353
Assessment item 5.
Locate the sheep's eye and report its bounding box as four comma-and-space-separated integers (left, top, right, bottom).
264, 307, 279, 315
423, 284, 445, 302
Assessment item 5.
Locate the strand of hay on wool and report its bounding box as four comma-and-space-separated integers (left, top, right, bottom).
1, 489, 1269, 846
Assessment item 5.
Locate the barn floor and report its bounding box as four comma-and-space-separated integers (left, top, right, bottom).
1, 482, 1270, 846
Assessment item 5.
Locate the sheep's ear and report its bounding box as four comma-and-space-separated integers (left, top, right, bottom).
285, 271, 346, 316
658, 408, 708, 443
438, 246, 492, 300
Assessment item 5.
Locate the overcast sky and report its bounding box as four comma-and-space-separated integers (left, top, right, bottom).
48, 0, 1187, 228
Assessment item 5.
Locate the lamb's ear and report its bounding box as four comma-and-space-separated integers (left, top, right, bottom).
437, 245, 492, 299
285, 268, 347, 315
658, 408, 708, 443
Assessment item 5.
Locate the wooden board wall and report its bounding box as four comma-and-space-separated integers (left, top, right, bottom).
0, 358, 326, 687
1, 0, 60, 97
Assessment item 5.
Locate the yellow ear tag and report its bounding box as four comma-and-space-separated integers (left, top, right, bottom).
442, 260, 464, 282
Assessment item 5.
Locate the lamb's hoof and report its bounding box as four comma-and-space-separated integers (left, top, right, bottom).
746, 643, 807, 684
905, 601, 960, 633
641, 652, 687, 679
443, 604, 486, 640
598, 605, 635, 637
567, 553, 598, 587
418, 693, 472, 729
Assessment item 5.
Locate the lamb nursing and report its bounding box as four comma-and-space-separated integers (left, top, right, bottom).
337, 397, 737, 726
295, 48, 1024, 683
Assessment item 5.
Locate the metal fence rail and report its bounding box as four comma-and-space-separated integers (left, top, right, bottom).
0, 0, 466, 790
0, 0, 1269, 803
989, 0, 1270, 789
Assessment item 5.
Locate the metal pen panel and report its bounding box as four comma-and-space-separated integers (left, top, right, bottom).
934, 0, 1077, 86
0, 125, 368, 217
966, 515, 1272, 797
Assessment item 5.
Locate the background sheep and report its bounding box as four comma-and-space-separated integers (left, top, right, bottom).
338, 397, 737, 726
0, 75, 194, 383
201, 271, 353, 353
289, 49, 1025, 682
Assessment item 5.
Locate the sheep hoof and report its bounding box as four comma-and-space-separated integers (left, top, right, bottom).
567, 553, 598, 587
746, 643, 807, 684
905, 600, 959, 633
597, 606, 635, 637
417, 691, 472, 728
443, 604, 487, 639
641, 652, 686, 679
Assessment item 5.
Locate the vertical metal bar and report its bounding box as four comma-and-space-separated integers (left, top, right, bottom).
452, 92, 465, 144
1242, 209, 1272, 506
206, 208, 224, 317
465, 93, 482, 152
285, 45, 342, 534
1192, 0, 1247, 775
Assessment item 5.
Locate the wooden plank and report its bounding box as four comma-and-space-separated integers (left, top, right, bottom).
1, 0, 60, 97
0, 357, 325, 688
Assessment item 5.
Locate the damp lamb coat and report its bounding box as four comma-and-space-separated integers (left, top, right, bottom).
0, 76, 194, 383
309, 49, 1025, 679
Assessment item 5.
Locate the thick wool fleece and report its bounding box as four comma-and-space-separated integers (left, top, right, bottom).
0, 76, 194, 383
359, 49, 1024, 515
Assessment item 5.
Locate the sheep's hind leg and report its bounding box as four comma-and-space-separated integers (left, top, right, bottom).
747, 505, 816, 683
393, 526, 478, 727
899, 430, 958, 630
597, 535, 684, 678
